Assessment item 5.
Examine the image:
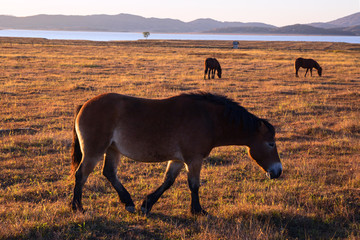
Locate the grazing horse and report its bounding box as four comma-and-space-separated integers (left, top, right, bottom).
295, 57, 322, 77
71, 92, 282, 215
204, 58, 222, 79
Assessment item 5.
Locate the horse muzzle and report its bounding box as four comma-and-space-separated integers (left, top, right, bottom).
266, 162, 283, 179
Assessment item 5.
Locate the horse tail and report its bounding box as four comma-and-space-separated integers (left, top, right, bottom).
71, 105, 83, 175
204, 58, 209, 79
205, 58, 210, 69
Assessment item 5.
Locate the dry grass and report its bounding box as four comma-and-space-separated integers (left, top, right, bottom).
0, 37, 359, 239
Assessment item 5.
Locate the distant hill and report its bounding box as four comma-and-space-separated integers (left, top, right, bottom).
0, 12, 359, 35
327, 12, 360, 27
208, 12, 360, 35
309, 12, 360, 29
309, 22, 339, 29
0, 14, 275, 33
345, 25, 360, 35
0, 14, 189, 32
274, 24, 356, 35
207, 24, 357, 35
203, 26, 273, 34
187, 18, 275, 32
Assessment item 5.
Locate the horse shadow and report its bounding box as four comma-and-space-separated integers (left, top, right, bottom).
149, 210, 354, 239
205, 156, 234, 166
10, 209, 354, 239
147, 209, 353, 239
246, 210, 353, 239
10, 216, 165, 240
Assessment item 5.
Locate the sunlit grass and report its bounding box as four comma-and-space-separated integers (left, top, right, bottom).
0, 38, 359, 239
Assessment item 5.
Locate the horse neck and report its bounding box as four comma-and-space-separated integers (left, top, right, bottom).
212, 114, 250, 147
313, 61, 320, 69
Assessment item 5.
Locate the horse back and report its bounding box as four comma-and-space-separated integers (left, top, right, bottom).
295, 57, 318, 68
76, 93, 218, 162
205, 58, 220, 69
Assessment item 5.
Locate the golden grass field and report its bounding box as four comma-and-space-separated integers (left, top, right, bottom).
0, 37, 359, 239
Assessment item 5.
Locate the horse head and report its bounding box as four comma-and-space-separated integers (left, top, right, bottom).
247, 120, 282, 179
317, 67, 322, 76
217, 68, 222, 78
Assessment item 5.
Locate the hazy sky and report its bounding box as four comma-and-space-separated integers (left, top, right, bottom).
1, 0, 359, 26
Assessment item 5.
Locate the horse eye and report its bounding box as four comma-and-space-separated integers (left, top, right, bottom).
268, 142, 275, 148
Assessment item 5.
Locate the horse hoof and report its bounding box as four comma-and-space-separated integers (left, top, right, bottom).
125, 205, 135, 213
74, 207, 86, 213
72, 207, 85, 213
141, 206, 151, 215
191, 208, 208, 216
71, 202, 85, 213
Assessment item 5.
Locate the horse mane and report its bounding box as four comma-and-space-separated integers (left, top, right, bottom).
181, 92, 274, 135
314, 61, 321, 70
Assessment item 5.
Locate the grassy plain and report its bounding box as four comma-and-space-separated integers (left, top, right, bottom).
0, 37, 359, 239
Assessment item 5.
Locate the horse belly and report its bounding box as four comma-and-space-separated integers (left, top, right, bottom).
112, 128, 183, 163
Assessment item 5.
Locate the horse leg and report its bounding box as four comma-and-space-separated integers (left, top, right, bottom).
186, 159, 207, 215
72, 154, 101, 212
204, 68, 208, 80
310, 68, 313, 76
208, 69, 211, 79
211, 69, 215, 79
141, 160, 183, 215
103, 146, 135, 213
295, 67, 299, 77
305, 68, 309, 77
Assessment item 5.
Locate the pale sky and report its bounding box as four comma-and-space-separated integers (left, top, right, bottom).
1, 0, 359, 27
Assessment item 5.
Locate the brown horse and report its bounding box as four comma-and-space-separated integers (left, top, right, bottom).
204, 58, 222, 79
295, 57, 322, 77
71, 92, 282, 215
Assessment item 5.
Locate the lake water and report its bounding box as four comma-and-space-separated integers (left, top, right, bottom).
0, 29, 359, 43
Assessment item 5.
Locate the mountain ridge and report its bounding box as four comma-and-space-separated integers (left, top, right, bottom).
0, 14, 275, 33
207, 23, 358, 36
0, 12, 359, 35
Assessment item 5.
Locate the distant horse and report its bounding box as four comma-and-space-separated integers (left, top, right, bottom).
70, 92, 282, 215
204, 58, 222, 79
295, 57, 322, 77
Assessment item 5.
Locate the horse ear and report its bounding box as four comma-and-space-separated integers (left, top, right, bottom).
258, 121, 268, 135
